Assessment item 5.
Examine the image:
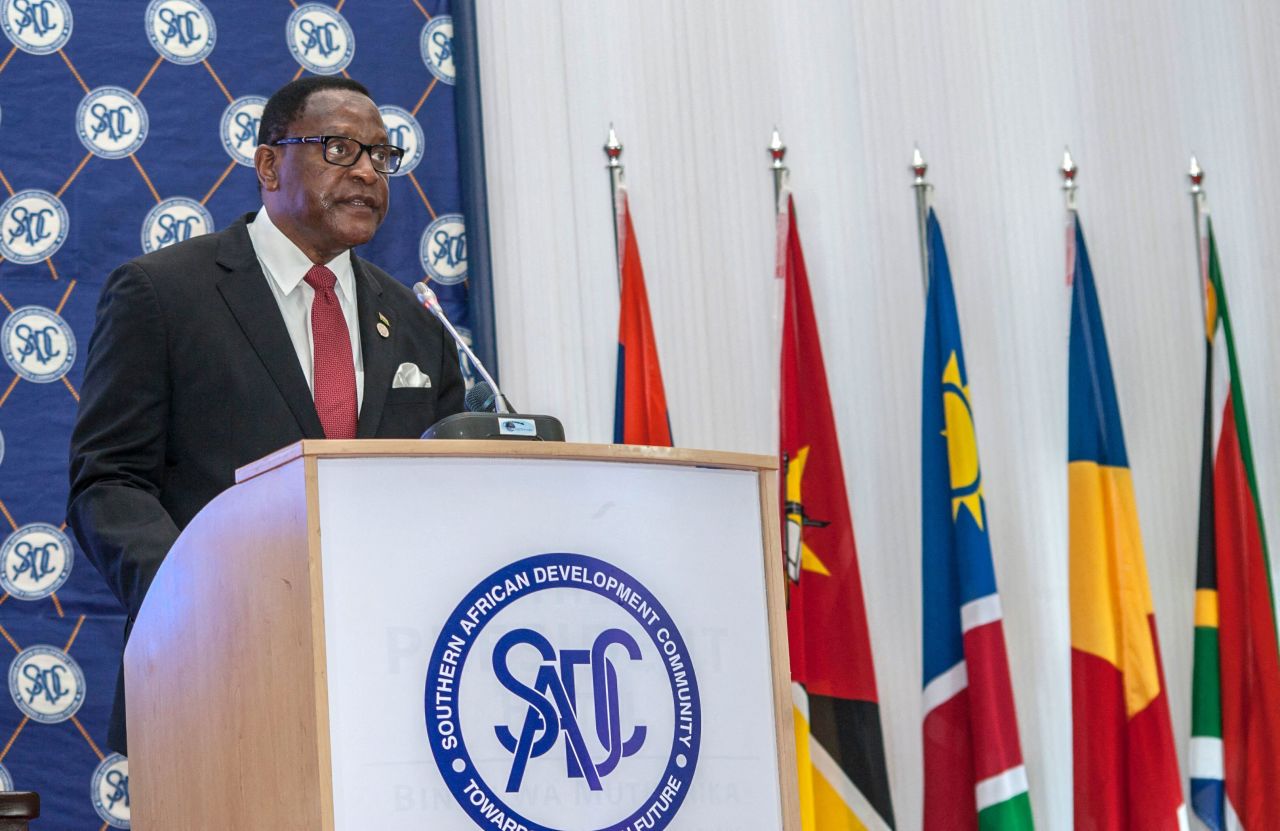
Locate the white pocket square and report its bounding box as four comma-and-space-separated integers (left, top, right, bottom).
392, 362, 432, 389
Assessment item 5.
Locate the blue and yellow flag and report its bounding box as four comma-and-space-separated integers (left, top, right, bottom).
921, 210, 1032, 830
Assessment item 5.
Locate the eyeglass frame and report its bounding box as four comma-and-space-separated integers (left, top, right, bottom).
269, 135, 405, 175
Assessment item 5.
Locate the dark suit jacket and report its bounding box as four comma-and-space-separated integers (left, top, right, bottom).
67, 213, 464, 753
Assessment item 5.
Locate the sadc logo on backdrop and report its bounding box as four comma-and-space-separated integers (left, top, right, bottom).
8, 644, 85, 725
287, 3, 353, 76
145, 0, 215, 65
426, 553, 701, 831
0, 523, 73, 601
0, 0, 71, 55
2, 304, 75, 383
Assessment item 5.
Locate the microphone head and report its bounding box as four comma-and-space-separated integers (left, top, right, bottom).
412, 281, 439, 309
464, 381, 498, 413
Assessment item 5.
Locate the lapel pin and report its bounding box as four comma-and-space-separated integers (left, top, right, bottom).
377, 321, 390, 338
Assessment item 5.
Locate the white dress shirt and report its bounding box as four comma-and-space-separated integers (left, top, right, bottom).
247, 206, 364, 411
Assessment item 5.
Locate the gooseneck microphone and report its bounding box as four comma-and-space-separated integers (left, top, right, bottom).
413, 282, 510, 414
412, 282, 565, 442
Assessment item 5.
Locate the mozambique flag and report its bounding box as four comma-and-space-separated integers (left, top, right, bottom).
779, 191, 895, 830
1067, 214, 1186, 830
1189, 218, 1280, 830
613, 179, 673, 446
921, 210, 1033, 831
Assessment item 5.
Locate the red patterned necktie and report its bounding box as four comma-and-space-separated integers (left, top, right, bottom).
304, 264, 357, 439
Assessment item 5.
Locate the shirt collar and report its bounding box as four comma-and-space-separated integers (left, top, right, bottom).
247, 205, 356, 300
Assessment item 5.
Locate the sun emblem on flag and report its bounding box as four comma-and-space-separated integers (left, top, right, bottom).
941, 352, 984, 528
783, 445, 831, 590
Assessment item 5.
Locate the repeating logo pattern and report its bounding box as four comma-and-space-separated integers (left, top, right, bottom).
1, 0, 72, 55
141, 196, 214, 253
421, 16, 455, 84
379, 105, 424, 177
77, 86, 149, 160
0, 3, 479, 826
427, 553, 701, 831
420, 213, 467, 285
0, 522, 73, 601
2, 305, 75, 383
0, 189, 68, 264
220, 94, 266, 167
145, 0, 216, 65
91, 753, 131, 828
8, 645, 86, 724
286, 3, 353, 76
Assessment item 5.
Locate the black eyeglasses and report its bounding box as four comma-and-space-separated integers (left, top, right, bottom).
270, 135, 405, 174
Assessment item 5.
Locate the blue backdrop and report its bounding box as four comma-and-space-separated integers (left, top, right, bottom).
0, 1, 487, 826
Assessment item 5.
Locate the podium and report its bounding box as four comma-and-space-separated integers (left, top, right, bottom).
124, 440, 799, 830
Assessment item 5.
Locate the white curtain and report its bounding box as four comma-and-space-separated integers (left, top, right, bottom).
474, 1, 1280, 827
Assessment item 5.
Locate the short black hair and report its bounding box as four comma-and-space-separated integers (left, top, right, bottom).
257, 76, 373, 146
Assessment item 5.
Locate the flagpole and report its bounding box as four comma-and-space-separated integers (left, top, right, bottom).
911, 146, 930, 295
1189, 156, 1209, 326
604, 125, 624, 292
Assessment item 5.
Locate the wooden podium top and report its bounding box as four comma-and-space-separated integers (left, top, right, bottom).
236, 439, 777, 484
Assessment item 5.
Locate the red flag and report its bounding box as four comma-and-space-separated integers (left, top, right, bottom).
779, 193, 895, 829
613, 183, 672, 446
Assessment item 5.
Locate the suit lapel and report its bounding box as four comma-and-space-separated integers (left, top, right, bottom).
353, 258, 394, 438
214, 217, 326, 439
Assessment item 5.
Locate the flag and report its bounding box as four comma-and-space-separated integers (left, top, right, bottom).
1067, 214, 1186, 830
779, 192, 895, 830
1189, 219, 1280, 831
613, 180, 673, 446
921, 210, 1034, 830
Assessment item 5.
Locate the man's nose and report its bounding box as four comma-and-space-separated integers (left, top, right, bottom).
349, 148, 379, 182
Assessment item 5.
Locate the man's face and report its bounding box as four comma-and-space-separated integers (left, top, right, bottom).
263, 89, 390, 262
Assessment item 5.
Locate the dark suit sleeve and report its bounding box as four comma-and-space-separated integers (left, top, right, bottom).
67, 262, 179, 619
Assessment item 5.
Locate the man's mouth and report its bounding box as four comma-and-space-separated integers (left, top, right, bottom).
340, 196, 379, 211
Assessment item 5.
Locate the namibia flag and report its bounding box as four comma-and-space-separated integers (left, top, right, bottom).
1067, 214, 1185, 829
1189, 218, 1280, 830
778, 191, 895, 830
921, 210, 1033, 830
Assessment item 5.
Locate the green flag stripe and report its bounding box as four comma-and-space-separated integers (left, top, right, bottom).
978, 791, 1035, 831
1208, 224, 1277, 623
1191, 626, 1222, 738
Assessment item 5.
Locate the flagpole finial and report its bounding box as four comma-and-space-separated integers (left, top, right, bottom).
1189, 155, 1205, 194
1060, 147, 1078, 209
604, 125, 623, 169
911, 144, 928, 186
768, 127, 786, 169
769, 128, 788, 209
911, 145, 931, 296
1060, 147, 1078, 188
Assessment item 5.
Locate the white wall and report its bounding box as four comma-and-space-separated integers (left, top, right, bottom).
474, 1, 1280, 827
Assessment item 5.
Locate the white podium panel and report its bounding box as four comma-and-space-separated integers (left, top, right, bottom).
317, 455, 786, 830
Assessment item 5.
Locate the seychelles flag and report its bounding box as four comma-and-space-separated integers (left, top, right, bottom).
779, 190, 895, 831
1067, 214, 1186, 830
1189, 218, 1280, 831
613, 179, 673, 446
921, 210, 1033, 831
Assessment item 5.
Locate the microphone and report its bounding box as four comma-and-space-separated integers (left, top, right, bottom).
464, 380, 498, 413
413, 282, 509, 414
412, 283, 565, 442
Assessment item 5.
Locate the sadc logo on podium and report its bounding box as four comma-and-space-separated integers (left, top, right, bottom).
426, 553, 701, 831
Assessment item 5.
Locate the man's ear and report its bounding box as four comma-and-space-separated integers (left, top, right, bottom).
254, 145, 280, 192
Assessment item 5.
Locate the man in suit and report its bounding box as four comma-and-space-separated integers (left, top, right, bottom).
67, 76, 465, 753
